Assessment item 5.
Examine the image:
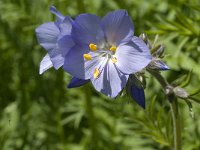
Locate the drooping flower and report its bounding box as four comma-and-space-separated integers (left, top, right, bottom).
35, 6, 73, 74
126, 74, 146, 108
60, 10, 152, 97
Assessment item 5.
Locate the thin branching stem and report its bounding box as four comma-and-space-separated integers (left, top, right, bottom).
170, 98, 182, 150
148, 69, 182, 150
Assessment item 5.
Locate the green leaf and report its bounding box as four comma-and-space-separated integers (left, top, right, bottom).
189, 88, 200, 96
188, 96, 200, 104
184, 100, 194, 118
179, 70, 192, 88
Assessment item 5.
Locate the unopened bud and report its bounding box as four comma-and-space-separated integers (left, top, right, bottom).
147, 59, 170, 71
152, 45, 165, 58
173, 87, 189, 99
166, 85, 175, 101
139, 33, 148, 43
166, 86, 174, 95
139, 33, 151, 49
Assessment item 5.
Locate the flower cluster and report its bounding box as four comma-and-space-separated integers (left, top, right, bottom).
36, 6, 169, 108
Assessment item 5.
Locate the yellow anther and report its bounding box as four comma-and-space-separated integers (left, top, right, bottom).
111, 57, 117, 63
93, 68, 100, 78
109, 45, 117, 52
89, 43, 97, 51
83, 54, 92, 60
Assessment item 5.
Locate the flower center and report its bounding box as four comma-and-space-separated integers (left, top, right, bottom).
83, 42, 118, 78
89, 43, 117, 54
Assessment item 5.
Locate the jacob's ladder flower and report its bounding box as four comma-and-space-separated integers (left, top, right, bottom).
35, 6, 73, 74
60, 10, 152, 97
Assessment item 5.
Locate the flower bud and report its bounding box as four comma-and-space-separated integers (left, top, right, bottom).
147, 59, 170, 71
152, 45, 165, 58
139, 33, 151, 49
173, 87, 189, 99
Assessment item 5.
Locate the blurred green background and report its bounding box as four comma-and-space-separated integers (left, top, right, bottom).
0, 0, 200, 149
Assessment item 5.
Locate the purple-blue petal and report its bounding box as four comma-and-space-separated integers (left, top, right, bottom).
101, 10, 134, 46
35, 22, 64, 69
63, 45, 89, 79
67, 77, 90, 88
39, 54, 53, 74
72, 14, 104, 45
115, 36, 152, 74
50, 6, 65, 22
58, 35, 75, 57
91, 60, 128, 98
57, 17, 73, 40
36, 22, 59, 51
48, 48, 64, 69
130, 85, 145, 109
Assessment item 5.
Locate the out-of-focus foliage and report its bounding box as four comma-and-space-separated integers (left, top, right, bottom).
0, 0, 200, 149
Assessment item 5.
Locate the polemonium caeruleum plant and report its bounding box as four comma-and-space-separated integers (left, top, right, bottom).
36, 6, 198, 150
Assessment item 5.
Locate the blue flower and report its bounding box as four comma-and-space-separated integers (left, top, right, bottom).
61, 10, 152, 97
35, 6, 73, 74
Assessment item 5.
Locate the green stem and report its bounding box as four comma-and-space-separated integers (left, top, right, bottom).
148, 70, 182, 150
170, 98, 182, 150
84, 85, 97, 148
148, 69, 169, 88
